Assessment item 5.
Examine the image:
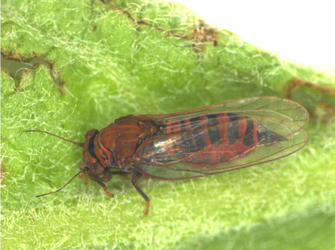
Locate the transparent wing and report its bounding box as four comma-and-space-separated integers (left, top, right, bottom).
133, 97, 309, 180
137, 96, 309, 128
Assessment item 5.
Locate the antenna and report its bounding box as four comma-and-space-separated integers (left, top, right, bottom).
24, 130, 84, 147
36, 172, 82, 197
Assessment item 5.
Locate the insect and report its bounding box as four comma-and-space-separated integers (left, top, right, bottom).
26, 97, 309, 214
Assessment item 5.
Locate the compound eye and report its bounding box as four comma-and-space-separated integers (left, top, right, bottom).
90, 162, 104, 175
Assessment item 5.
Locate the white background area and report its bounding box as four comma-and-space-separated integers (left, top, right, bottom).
172, 0, 335, 73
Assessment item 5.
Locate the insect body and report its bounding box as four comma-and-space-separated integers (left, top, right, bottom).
27, 97, 309, 214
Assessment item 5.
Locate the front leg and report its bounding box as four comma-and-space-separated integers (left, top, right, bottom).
93, 179, 114, 198
131, 171, 150, 215
89, 169, 113, 197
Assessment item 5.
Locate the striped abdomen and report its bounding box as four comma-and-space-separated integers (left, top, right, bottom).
137, 113, 259, 167
166, 113, 258, 166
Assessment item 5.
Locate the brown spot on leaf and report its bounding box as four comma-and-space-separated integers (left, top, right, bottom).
98, 0, 192, 39
285, 78, 335, 122
191, 20, 219, 50
1, 51, 65, 95
98, 1, 221, 53
1, 163, 5, 181
285, 78, 335, 97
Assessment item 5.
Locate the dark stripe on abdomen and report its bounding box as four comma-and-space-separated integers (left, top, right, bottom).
192, 130, 206, 151
180, 116, 208, 152
227, 113, 239, 145
206, 114, 219, 126
243, 119, 256, 146
181, 133, 196, 152
206, 114, 221, 145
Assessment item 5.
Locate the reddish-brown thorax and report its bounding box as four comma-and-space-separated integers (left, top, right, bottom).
82, 115, 160, 171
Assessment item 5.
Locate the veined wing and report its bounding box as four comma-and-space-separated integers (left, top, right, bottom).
132, 97, 309, 180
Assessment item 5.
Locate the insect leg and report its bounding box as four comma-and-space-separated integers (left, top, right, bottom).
92, 179, 114, 198
131, 171, 150, 215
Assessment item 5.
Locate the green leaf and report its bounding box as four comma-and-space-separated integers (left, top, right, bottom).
2, 0, 335, 249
